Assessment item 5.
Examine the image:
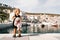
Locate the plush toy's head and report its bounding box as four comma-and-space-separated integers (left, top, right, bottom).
15, 17, 20, 22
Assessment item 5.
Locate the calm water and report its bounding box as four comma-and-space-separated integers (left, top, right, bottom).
0, 23, 60, 34
0, 23, 28, 34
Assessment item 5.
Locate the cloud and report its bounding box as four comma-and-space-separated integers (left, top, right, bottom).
15, 0, 60, 14
44, 0, 60, 7
17, 0, 38, 7
28, 0, 60, 14
0, 0, 60, 14
14, 0, 39, 12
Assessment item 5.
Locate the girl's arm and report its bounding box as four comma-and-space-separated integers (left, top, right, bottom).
12, 16, 16, 20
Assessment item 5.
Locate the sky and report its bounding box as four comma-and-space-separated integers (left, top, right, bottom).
0, 0, 60, 14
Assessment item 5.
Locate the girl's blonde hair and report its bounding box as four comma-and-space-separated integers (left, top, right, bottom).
13, 8, 20, 13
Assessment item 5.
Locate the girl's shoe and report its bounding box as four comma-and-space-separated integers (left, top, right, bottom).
13, 35, 16, 38
17, 34, 21, 37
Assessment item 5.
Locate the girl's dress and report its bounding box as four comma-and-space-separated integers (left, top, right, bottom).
13, 15, 21, 30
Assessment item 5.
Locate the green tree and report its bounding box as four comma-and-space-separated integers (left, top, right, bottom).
0, 12, 9, 23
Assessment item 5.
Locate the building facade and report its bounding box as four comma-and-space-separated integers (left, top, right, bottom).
24, 13, 60, 33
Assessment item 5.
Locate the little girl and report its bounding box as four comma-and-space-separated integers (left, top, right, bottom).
12, 8, 22, 37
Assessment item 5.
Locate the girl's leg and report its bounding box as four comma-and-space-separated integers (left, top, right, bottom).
13, 28, 17, 37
